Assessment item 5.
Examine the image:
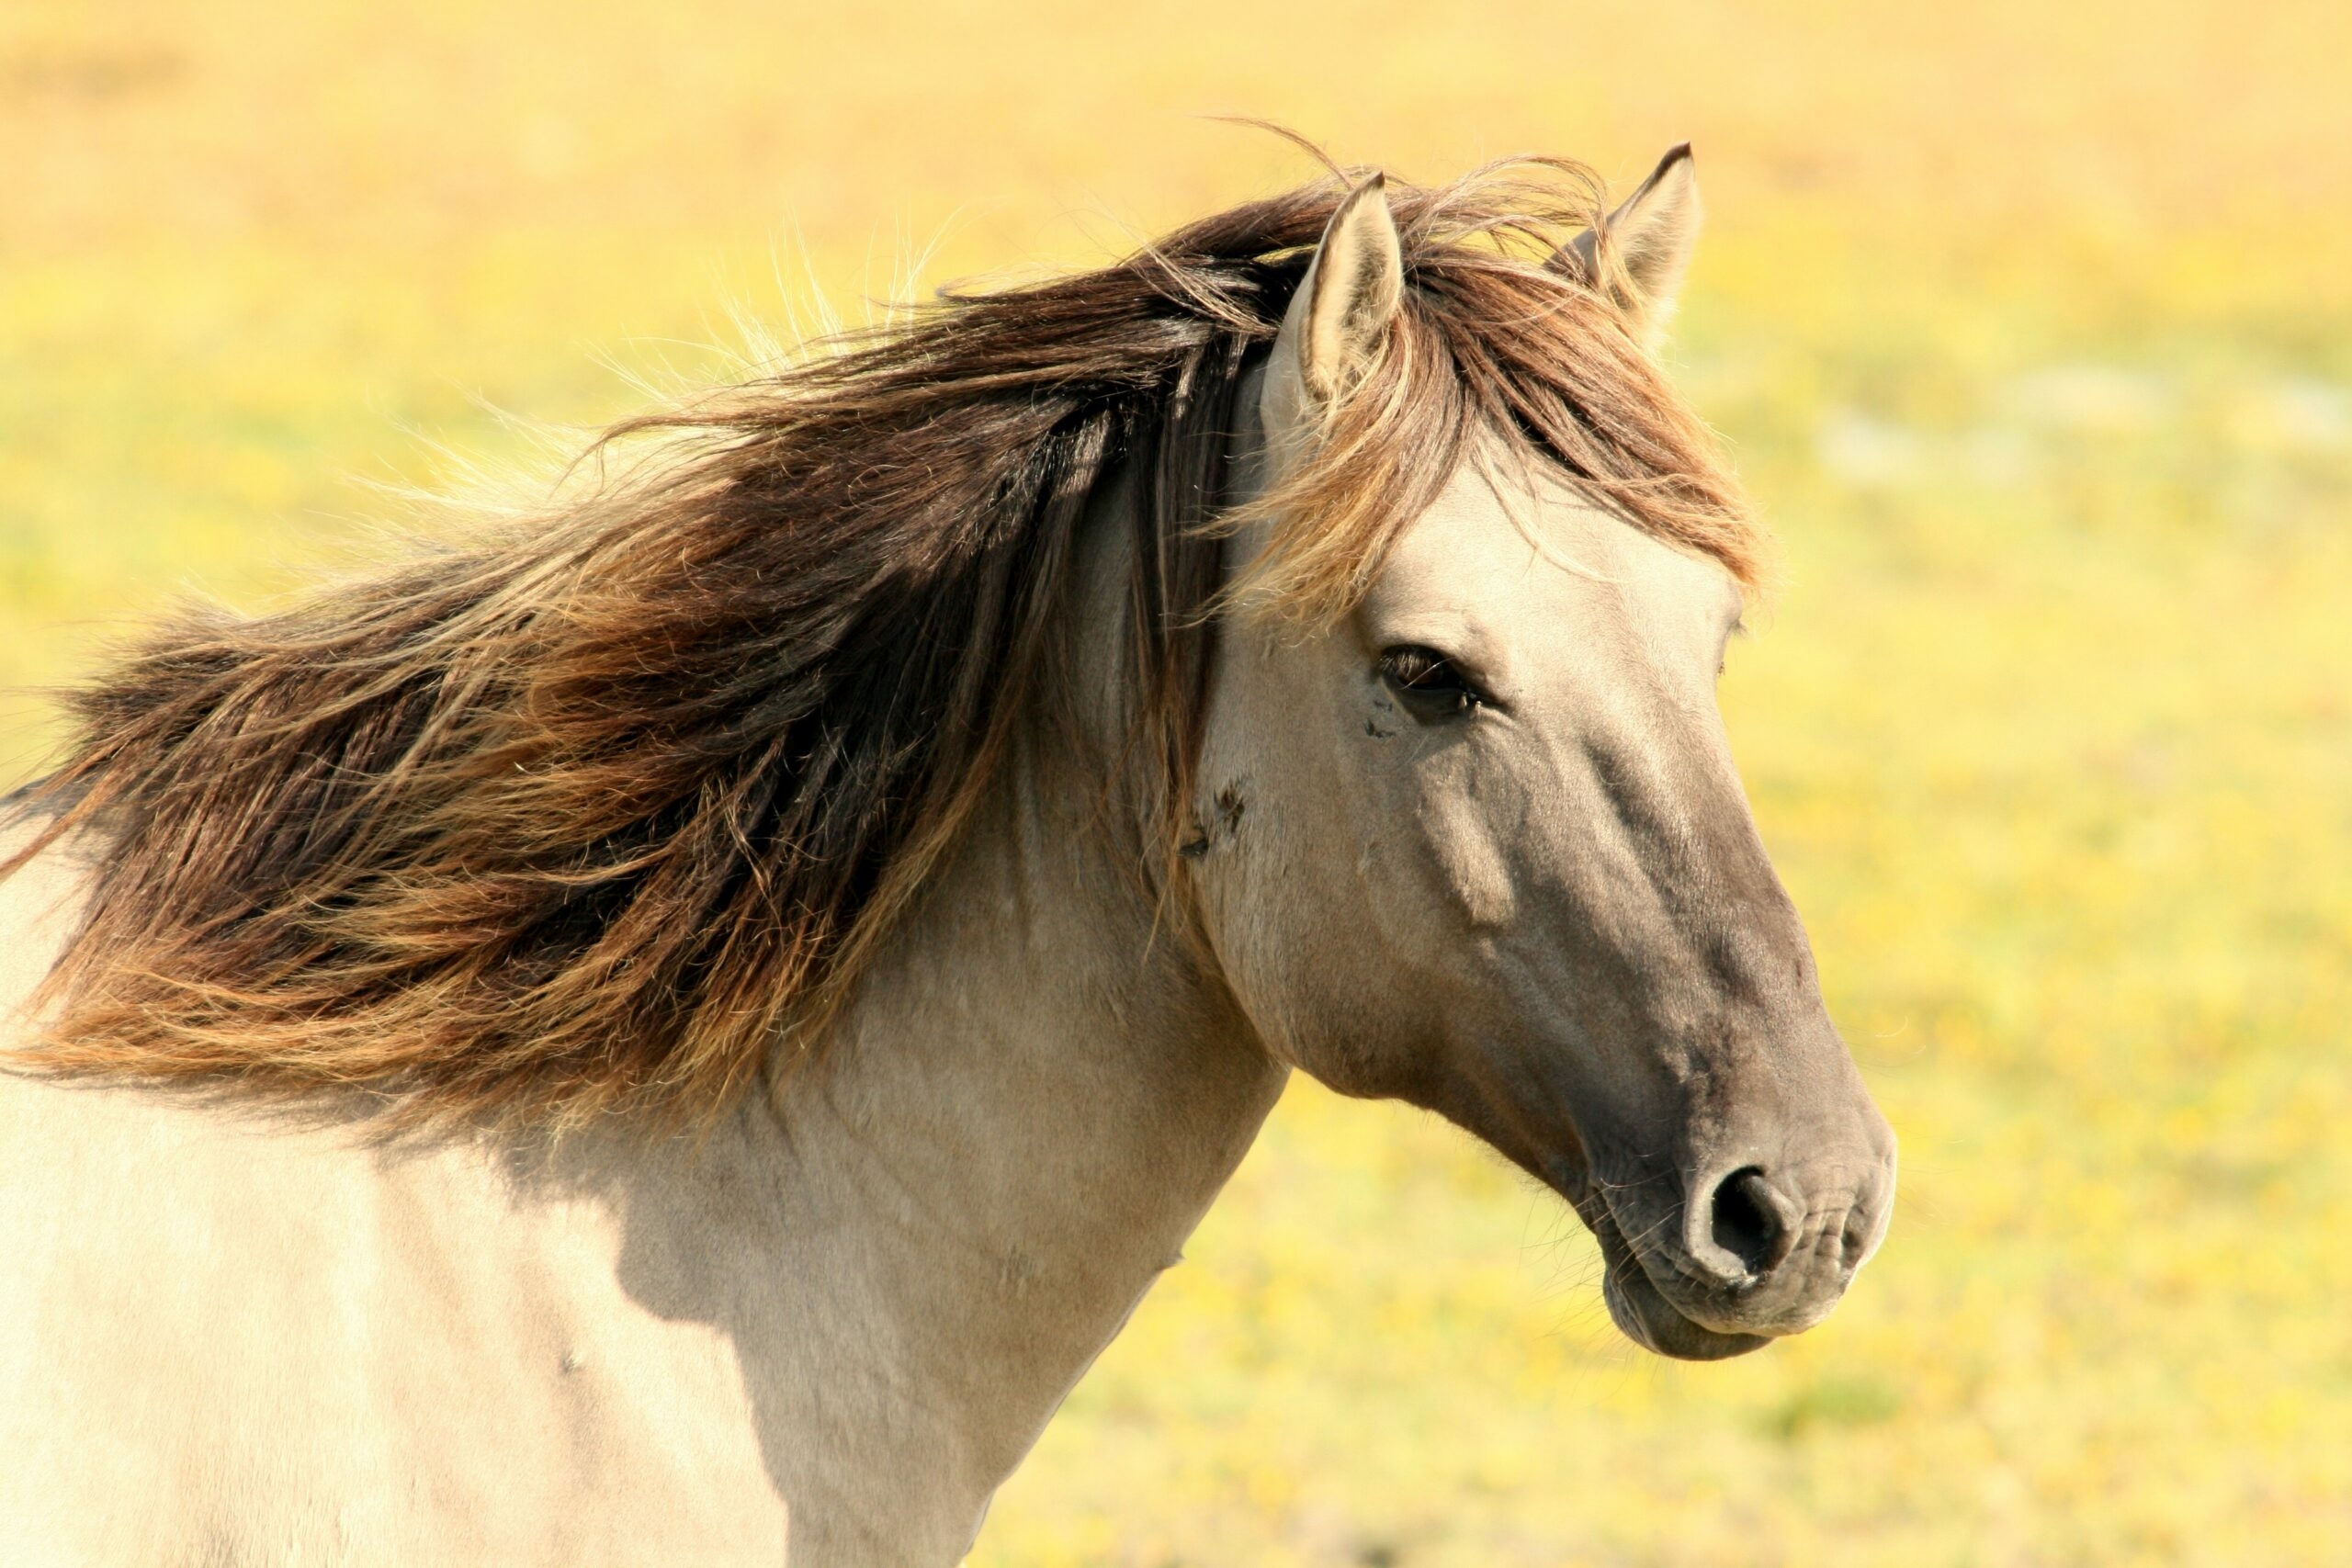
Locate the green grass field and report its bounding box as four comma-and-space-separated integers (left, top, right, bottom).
5, 3, 2347, 1562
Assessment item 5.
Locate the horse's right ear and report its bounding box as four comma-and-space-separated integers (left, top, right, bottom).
1261, 175, 1404, 450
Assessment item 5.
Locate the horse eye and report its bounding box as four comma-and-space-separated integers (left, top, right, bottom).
1377, 645, 1485, 718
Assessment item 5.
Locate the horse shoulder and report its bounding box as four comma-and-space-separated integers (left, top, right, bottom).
0, 832, 794, 1560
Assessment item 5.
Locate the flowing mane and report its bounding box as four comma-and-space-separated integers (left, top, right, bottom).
2, 159, 1763, 1130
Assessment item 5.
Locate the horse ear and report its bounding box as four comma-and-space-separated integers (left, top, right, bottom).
1556, 143, 1702, 346
1261, 175, 1405, 446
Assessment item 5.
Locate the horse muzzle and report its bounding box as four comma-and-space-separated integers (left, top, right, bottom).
1571, 1133, 1897, 1360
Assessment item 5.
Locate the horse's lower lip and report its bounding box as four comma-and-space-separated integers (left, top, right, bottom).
1561, 1183, 1770, 1361
1599, 1250, 1770, 1361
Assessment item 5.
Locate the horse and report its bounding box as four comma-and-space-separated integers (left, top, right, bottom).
0, 147, 1894, 1564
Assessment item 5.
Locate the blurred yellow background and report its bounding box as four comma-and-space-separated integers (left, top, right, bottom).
5, 2, 2347, 1562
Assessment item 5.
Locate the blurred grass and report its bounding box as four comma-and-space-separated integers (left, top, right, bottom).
4, 3, 2348, 1563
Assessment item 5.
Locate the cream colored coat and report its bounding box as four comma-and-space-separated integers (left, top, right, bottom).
0, 720, 1287, 1562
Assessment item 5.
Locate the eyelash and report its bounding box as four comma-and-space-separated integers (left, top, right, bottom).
1377, 646, 1487, 717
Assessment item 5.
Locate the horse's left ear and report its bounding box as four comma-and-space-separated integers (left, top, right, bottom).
1261, 175, 1405, 449
1556, 143, 1702, 347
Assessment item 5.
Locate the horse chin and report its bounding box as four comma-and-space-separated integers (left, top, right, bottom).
1600, 1255, 1770, 1361
1547, 1165, 1771, 1361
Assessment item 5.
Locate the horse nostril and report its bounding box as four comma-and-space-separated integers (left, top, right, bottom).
1707, 1167, 1789, 1277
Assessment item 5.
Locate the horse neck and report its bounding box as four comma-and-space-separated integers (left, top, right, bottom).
735, 495, 1288, 1554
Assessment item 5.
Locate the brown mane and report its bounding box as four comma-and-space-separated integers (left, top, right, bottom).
2, 158, 1762, 1130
